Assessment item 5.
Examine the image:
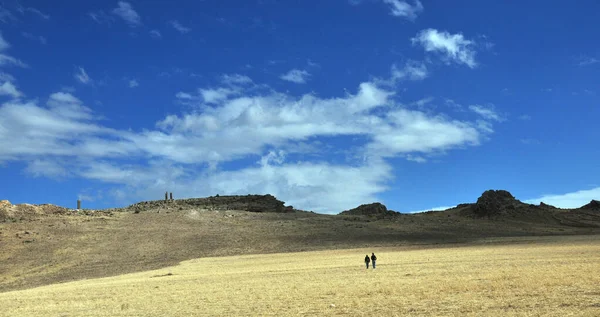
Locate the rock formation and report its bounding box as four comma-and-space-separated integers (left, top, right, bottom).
127, 194, 289, 213
339, 202, 398, 217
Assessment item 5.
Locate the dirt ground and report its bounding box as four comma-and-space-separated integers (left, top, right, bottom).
1, 235, 599, 316
1, 205, 599, 293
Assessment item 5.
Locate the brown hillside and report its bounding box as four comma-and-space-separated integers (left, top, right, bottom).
1, 190, 600, 293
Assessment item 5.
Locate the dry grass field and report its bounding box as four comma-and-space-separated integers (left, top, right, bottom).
1, 235, 599, 316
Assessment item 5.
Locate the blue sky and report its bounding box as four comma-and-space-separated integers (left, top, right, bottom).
0, 0, 598, 214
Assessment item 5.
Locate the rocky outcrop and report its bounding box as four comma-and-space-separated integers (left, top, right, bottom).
581, 200, 600, 211
472, 190, 526, 217
0, 200, 112, 222
127, 194, 289, 213
0, 200, 10, 222
539, 202, 556, 209
339, 202, 398, 217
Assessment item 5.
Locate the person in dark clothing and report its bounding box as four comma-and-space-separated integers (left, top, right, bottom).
364, 255, 370, 269
371, 253, 377, 269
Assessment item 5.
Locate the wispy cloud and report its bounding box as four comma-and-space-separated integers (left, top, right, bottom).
378, 60, 428, 85
25, 159, 70, 178
0, 55, 28, 67
0, 81, 22, 98
149, 29, 162, 38
170, 20, 191, 34
89, 11, 115, 25
280, 69, 311, 84
74, 67, 92, 84
520, 138, 540, 145
406, 154, 427, 163
0, 32, 9, 51
21, 32, 47, 45
21, 7, 50, 20
0, 6, 16, 24
220, 74, 253, 85
382, 0, 423, 20
469, 104, 504, 122
128, 79, 139, 88
577, 56, 599, 67
518, 114, 531, 121
47, 92, 94, 120
112, 1, 141, 27
0, 72, 15, 82
412, 29, 478, 68
0, 32, 28, 68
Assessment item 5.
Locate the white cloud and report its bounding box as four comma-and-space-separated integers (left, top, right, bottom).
412, 29, 478, 68
74, 67, 92, 84
366, 109, 482, 157
200, 87, 240, 104
175, 92, 193, 100
469, 104, 504, 122
578, 56, 599, 67
0, 32, 10, 51
149, 29, 161, 38
0, 98, 114, 162
378, 60, 428, 85
112, 1, 141, 27
411, 96, 434, 108
170, 20, 191, 33
445, 99, 463, 111
406, 154, 426, 163
0, 54, 28, 67
47, 92, 94, 120
25, 159, 69, 178
221, 74, 253, 85
0, 32, 27, 68
129, 79, 139, 88
0, 81, 22, 98
382, 0, 423, 20
280, 69, 311, 84
406, 205, 455, 214
0, 77, 496, 213
524, 187, 600, 209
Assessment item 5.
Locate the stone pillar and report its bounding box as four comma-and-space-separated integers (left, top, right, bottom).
77, 200, 81, 210
165, 192, 168, 202
170, 192, 173, 201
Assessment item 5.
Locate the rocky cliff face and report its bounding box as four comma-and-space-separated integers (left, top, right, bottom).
127, 194, 288, 213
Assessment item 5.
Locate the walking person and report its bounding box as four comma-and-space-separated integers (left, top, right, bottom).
371, 253, 377, 269
364, 255, 370, 269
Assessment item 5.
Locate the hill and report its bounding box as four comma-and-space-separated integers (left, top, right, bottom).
1, 190, 599, 293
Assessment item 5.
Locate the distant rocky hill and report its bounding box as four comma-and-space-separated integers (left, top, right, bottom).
126, 194, 293, 214
581, 200, 600, 210
339, 202, 399, 217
